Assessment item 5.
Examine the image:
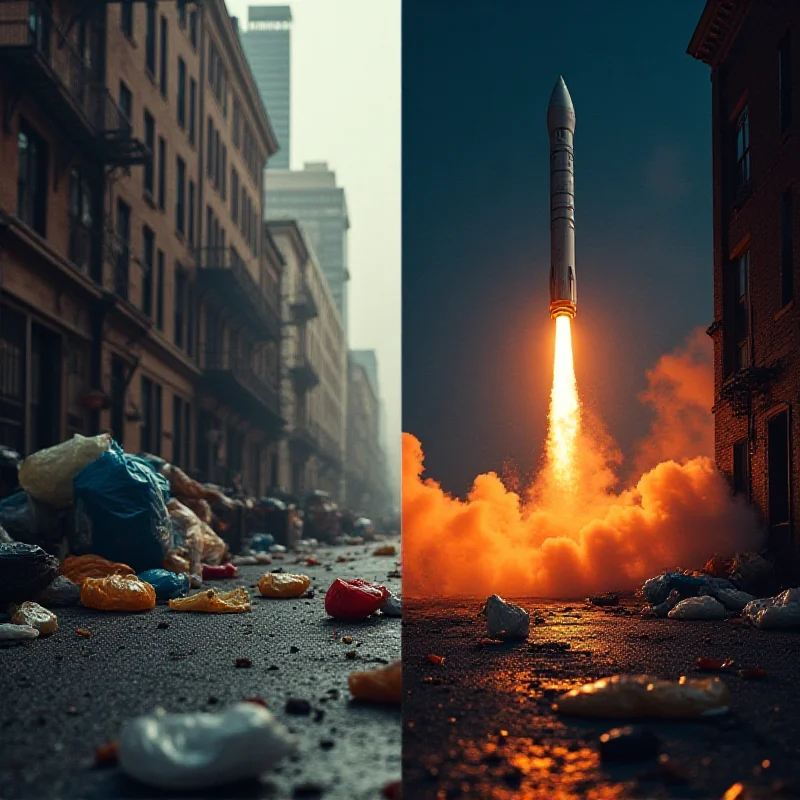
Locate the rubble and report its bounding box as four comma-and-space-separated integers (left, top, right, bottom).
741, 588, 800, 630
667, 596, 728, 620
0, 542, 60, 607
480, 595, 530, 640
9, 601, 58, 634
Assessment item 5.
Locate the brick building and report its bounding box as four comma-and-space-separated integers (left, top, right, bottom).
0, 0, 282, 496
689, 0, 800, 574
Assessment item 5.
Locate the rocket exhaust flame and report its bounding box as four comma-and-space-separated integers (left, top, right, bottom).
547, 316, 580, 494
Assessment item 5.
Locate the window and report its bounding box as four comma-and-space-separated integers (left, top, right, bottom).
115, 199, 131, 299
782, 188, 794, 307
780, 33, 792, 134
177, 0, 187, 28
187, 285, 195, 356
188, 179, 195, 246
156, 249, 165, 330
768, 409, 791, 527
736, 106, 751, 193
159, 16, 168, 97
189, 77, 196, 144
231, 169, 239, 223
141, 377, 162, 456
208, 41, 216, 88
221, 145, 227, 199
119, 81, 132, 122
143, 110, 155, 195
176, 156, 186, 235
206, 117, 213, 177
68, 168, 92, 271
174, 268, 187, 349
142, 226, 155, 317
121, 0, 133, 38
17, 122, 48, 236
145, 1, 156, 76
177, 58, 186, 128
214, 129, 220, 188
206, 206, 213, 247
157, 136, 166, 210
233, 94, 240, 148
241, 187, 247, 234
189, 9, 198, 49
734, 250, 750, 371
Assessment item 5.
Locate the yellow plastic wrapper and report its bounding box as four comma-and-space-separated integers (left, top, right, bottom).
63, 554, 136, 586
162, 551, 191, 576
168, 588, 251, 613
9, 601, 58, 634
553, 674, 731, 719
257, 573, 311, 599
372, 545, 397, 557
81, 575, 157, 612
349, 660, 402, 706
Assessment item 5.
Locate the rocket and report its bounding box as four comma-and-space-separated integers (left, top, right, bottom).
547, 75, 577, 320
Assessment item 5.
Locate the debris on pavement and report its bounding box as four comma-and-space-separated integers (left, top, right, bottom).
695, 657, 735, 672
714, 587, 756, 611
480, 594, 530, 640
349, 660, 402, 705
62, 554, 136, 585
94, 740, 120, 767
668, 595, 728, 620
380, 593, 402, 617
738, 668, 768, 680
426, 654, 445, 665
325, 578, 390, 620
372, 544, 396, 556
642, 572, 736, 606
598, 725, 661, 762
258, 572, 311, 598
741, 588, 800, 629
168, 587, 252, 613
231, 555, 259, 566
75, 627, 93, 637
9, 600, 58, 634
34, 575, 80, 607
117, 702, 297, 790
641, 588, 681, 618
588, 592, 620, 607
554, 674, 731, 719
202, 562, 239, 580
137, 569, 191, 601
80, 574, 157, 611
0, 622, 39, 640
0, 542, 60, 607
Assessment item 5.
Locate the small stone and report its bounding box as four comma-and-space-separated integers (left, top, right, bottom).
285, 698, 312, 715
345, 650, 357, 660
320, 739, 335, 750
292, 784, 324, 798
268, 665, 279, 671
290, 645, 299, 653
313, 709, 325, 723
599, 726, 660, 762
588, 592, 620, 607
235, 658, 253, 668
207, 696, 219, 705
156, 622, 169, 630
342, 636, 353, 644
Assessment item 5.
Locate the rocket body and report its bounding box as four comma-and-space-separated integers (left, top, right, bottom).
547, 76, 577, 320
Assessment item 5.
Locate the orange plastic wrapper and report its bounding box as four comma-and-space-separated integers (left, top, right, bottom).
168, 587, 251, 613
372, 545, 397, 557
258, 573, 311, 598
80, 575, 156, 612
197, 521, 227, 565
427, 654, 445, 665
94, 740, 120, 767
349, 660, 402, 706
162, 551, 191, 575
181, 497, 213, 524
696, 657, 734, 672
161, 463, 204, 499
554, 675, 730, 719
739, 668, 767, 680
62, 554, 135, 586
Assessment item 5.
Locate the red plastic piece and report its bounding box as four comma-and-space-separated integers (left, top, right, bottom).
202, 562, 239, 580
324, 578, 390, 621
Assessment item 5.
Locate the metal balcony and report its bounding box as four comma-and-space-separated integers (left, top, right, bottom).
289, 285, 318, 323
289, 354, 320, 391
67, 219, 92, 274
0, 1, 148, 166
288, 420, 319, 459
196, 247, 281, 340
201, 351, 283, 429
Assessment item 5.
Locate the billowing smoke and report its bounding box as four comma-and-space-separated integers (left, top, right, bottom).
402, 330, 764, 598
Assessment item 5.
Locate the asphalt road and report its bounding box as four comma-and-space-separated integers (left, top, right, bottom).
403, 596, 800, 800
0, 539, 401, 800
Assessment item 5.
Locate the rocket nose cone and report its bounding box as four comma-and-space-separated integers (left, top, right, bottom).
547, 75, 575, 133
548, 76, 573, 111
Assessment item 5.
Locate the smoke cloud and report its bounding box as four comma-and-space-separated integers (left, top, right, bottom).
402, 329, 763, 598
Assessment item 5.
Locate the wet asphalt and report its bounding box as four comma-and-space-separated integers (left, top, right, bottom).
402, 596, 800, 800
0, 540, 401, 800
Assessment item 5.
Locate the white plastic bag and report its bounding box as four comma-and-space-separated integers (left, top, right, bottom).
667, 596, 728, 620
742, 588, 800, 630
482, 594, 530, 640
712, 587, 755, 612
18, 434, 112, 508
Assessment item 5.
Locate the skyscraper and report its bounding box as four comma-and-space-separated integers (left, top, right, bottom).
266, 162, 351, 332
242, 5, 292, 169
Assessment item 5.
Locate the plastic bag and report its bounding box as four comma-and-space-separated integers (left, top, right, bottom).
742, 588, 800, 630
0, 622, 39, 640
161, 464, 205, 499
34, 575, 80, 607
730, 552, 779, 597
182, 497, 213, 524
0, 542, 60, 607
258, 573, 310, 599
168, 588, 251, 613
554, 675, 730, 719
348, 661, 402, 705
80, 574, 157, 611
118, 703, 297, 790
167, 500, 205, 585
197, 522, 227, 566
667, 596, 728, 620
18, 434, 111, 508
713, 587, 755, 612
0, 491, 64, 552
138, 569, 191, 601
73, 443, 171, 572
0, 446, 21, 498
62, 554, 136, 586
250, 533, 275, 553
325, 578, 389, 620
642, 572, 736, 606
9, 601, 58, 634
481, 594, 530, 640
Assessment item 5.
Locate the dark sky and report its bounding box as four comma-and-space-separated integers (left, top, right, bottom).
402, 0, 712, 495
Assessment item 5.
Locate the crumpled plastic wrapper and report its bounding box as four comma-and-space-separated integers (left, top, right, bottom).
481, 594, 530, 640
554, 674, 730, 719
62, 554, 136, 586
0, 542, 60, 607
258, 573, 310, 599
118, 702, 297, 790
161, 464, 205, 500
667, 595, 728, 620
742, 588, 800, 630
18, 433, 111, 508
0, 623, 39, 640
713, 587, 755, 612
168, 588, 252, 613
349, 660, 402, 706
80, 574, 157, 612
9, 601, 58, 634
380, 593, 402, 618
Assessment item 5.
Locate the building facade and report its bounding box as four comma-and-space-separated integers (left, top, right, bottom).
241, 5, 291, 170
0, 0, 283, 498
269, 219, 346, 502
689, 0, 800, 575
266, 162, 350, 332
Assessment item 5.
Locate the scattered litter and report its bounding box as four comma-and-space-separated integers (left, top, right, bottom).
258, 573, 311, 598
481, 595, 530, 640
9, 601, 58, 634
254, 553, 273, 564
324, 578, 389, 620
80, 574, 157, 612
137, 569, 190, 601
285, 698, 311, 715
169, 588, 251, 614
349, 660, 402, 705
729, 552, 779, 597
0, 542, 60, 607
250, 533, 275, 552
372, 545, 396, 557
713, 587, 756, 612
270, 544, 287, 554
75, 628, 92, 637
695, 657, 734, 672
598, 726, 660, 762
642, 573, 735, 606
667, 596, 728, 620
738, 668, 767, 680
380, 593, 402, 617
426, 654, 445, 665
342, 636, 353, 644
202, 563, 239, 580
94, 740, 120, 767
554, 675, 730, 719
345, 650, 358, 659
231, 555, 259, 566
741, 588, 800, 629
117, 702, 297, 790
234, 658, 253, 668
0, 623, 39, 640
588, 592, 620, 607
62, 554, 136, 586
642, 589, 681, 618
244, 697, 268, 708
35, 575, 80, 607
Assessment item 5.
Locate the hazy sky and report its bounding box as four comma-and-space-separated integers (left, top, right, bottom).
227, 0, 401, 479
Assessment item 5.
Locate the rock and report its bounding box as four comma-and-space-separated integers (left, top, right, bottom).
34, 575, 80, 607
0, 622, 39, 640
285, 698, 311, 715
588, 592, 619, 607
481, 595, 530, 641
667, 596, 727, 620
598, 726, 660, 762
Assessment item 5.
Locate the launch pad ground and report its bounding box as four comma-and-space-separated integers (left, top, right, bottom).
403, 597, 800, 799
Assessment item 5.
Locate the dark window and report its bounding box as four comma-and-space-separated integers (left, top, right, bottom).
782, 188, 794, 307
214, 130, 220, 188
17, 122, 48, 236
736, 106, 751, 193
176, 156, 186, 235
187, 284, 195, 357
145, 1, 156, 76
189, 9, 198, 49
780, 33, 792, 134
208, 41, 216, 88
177, 0, 187, 28
156, 249, 165, 330
141, 377, 162, 456
121, 0, 134, 38
189, 77, 196, 144
231, 169, 239, 223
733, 438, 749, 494
142, 226, 154, 317
158, 136, 166, 210
734, 250, 750, 371
221, 146, 227, 200
241, 188, 247, 233
110, 357, 126, 447
177, 57, 186, 128
187, 179, 195, 246
68, 168, 92, 271
119, 81, 132, 122
206, 206, 213, 246
174, 267, 187, 349
159, 16, 168, 97
143, 110, 155, 195
173, 396, 184, 467
115, 199, 131, 299
233, 94, 240, 148
768, 409, 791, 527
206, 117, 213, 177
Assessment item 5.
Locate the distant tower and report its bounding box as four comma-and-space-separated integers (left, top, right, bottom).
242, 6, 292, 169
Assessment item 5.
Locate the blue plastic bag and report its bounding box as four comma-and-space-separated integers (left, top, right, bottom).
138, 568, 190, 601
73, 443, 171, 572
250, 532, 275, 552
642, 572, 736, 606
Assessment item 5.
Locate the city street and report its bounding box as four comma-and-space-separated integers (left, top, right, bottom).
403, 597, 800, 800
0, 540, 401, 800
